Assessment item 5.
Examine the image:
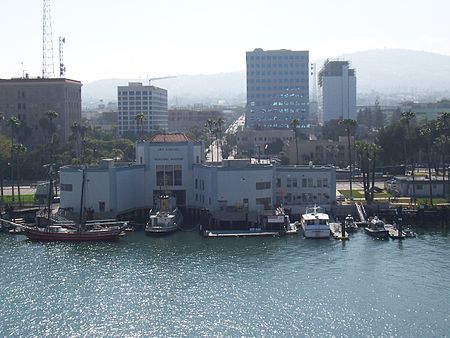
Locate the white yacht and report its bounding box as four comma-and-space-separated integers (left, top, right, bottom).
145, 194, 183, 236
301, 205, 330, 238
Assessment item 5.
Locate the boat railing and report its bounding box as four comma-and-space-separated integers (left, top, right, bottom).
305, 204, 324, 215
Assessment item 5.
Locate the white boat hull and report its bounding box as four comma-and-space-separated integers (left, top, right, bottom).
302, 227, 330, 238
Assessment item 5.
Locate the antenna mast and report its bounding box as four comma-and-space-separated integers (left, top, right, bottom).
42, 0, 55, 78
59, 36, 66, 77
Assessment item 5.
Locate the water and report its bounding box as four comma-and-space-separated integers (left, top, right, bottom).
1, 230, 449, 337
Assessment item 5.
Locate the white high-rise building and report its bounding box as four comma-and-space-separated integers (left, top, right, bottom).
318, 60, 356, 123
117, 82, 168, 136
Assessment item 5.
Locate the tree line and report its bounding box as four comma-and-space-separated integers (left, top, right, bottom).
0, 111, 135, 205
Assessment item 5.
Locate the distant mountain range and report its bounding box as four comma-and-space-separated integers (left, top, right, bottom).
82, 49, 450, 107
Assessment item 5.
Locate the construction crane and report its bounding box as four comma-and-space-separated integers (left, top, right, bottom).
147, 75, 176, 86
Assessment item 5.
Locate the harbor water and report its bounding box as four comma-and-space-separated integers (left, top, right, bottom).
1, 230, 449, 337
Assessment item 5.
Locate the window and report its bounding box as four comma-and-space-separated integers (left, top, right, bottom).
195, 179, 198, 189
287, 177, 297, 188
256, 197, 271, 206
276, 178, 281, 188
256, 182, 271, 190
302, 178, 307, 187
156, 165, 165, 186
174, 165, 182, 186
99, 201, 105, 212
317, 179, 322, 188
61, 183, 73, 191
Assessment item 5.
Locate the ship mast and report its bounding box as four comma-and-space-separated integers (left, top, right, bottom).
78, 167, 86, 226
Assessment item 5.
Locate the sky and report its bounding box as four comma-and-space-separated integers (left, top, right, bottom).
1, 0, 450, 83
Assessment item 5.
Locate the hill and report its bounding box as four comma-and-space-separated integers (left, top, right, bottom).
82, 49, 450, 106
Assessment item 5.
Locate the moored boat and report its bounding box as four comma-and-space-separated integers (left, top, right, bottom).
364, 216, 389, 239
145, 194, 183, 236
403, 228, 417, 238
385, 222, 406, 240
19, 165, 128, 242
344, 214, 358, 233
301, 205, 330, 238
329, 222, 349, 240
20, 222, 126, 242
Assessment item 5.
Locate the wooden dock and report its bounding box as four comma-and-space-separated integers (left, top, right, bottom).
329, 222, 349, 240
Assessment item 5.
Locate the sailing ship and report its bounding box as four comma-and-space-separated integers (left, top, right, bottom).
145, 194, 183, 235
20, 165, 127, 242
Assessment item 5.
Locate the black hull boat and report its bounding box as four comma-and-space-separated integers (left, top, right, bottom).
365, 216, 389, 239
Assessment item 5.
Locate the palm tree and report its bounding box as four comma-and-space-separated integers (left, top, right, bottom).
7, 116, 21, 203
368, 143, 381, 202
133, 113, 145, 140
420, 125, 434, 206
44, 110, 59, 162
205, 119, 216, 162
12, 143, 27, 206
339, 119, 357, 200
71, 122, 82, 158
436, 112, 450, 199
290, 118, 300, 165
214, 117, 225, 162
400, 111, 416, 203
434, 135, 450, 199
355, 140, 370, 201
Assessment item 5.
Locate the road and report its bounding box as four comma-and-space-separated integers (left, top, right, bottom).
2, 185, 37, 196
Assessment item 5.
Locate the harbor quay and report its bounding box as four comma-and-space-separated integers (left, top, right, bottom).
57, 132, 337, 229
2, 132, 448, 234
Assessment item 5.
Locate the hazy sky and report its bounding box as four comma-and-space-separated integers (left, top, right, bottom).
1, 0, 450, 83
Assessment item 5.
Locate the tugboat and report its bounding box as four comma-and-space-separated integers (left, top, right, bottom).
145, 194, 183, 236
364, 216, 389, 239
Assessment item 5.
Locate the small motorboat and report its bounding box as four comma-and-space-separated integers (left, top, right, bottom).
403, 228, 417, 238
344, 214, 358, 233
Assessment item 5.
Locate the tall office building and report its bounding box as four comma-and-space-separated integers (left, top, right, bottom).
0, 77, 82, 142
318, 60, 356, 123
246, 48, 309, 129
118, 82, 168, 136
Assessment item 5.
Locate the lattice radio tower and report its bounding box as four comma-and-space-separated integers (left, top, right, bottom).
42, 0, 55, 78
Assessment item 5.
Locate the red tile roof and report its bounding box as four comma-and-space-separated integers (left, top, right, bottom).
147, 133, 193, 143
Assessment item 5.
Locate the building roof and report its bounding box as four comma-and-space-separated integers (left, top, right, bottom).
147, 133, 193, 143
0, 77, 82, 85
